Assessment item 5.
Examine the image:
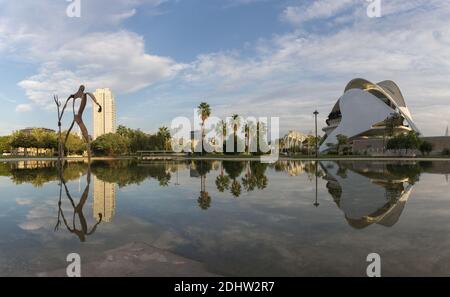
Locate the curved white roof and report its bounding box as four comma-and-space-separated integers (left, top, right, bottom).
320, 79, 420, 152
344, 78, 419, 132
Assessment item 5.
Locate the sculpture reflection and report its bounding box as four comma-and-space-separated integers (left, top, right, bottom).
321, 161, 420, 229
54, 167, 103, 242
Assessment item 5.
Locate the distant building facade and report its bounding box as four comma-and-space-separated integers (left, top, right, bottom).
19, 127, 55, 135
93, 175, 116, 222
281, 131, 310, 153
93, 88, 116, 140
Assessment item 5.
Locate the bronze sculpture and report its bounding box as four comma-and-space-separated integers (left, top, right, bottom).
61, 85, 102, 161
53, 86, 103, 241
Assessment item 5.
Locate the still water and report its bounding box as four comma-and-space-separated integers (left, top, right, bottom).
0, 159, 449, 276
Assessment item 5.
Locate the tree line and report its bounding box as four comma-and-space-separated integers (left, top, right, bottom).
0, 126, 172, 157
91, 125, 171, 156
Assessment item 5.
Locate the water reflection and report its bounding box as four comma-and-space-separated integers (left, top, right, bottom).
93, 176, 116, 222
0, 159, 449, 242
54, 167, 102, 242
321, 161, 419, 229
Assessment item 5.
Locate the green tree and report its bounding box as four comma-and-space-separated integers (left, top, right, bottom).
215, 120, 227, 153
92, 133, 130, 156
419, 141, 433, 156
157, 126, 171, 151
197, 102, 211, 154
63, 132, 86, 156
336, 134, 349, 155
387, 131, 422, 155
9, 131, 36, 157
0, 136, 11, 154
230, 114, 241, 154
242, 121, 256, 154
405, 131, 422, 154
42, 132, 58, 156
255, 121, 268, 155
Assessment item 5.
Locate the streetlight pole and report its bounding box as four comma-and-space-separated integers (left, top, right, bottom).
313, 110, 319, 158
314, 161, 319, 207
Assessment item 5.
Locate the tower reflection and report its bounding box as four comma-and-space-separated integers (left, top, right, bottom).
321, 161, 418, 229
93, 175, 117, 222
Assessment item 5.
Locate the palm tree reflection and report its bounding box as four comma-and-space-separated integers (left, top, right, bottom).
223, 161, 245, 198
193, 160, 213, 210
215, 162, 230, 192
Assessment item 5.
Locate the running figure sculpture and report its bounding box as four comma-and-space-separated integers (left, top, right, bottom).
61, 85, 102, 161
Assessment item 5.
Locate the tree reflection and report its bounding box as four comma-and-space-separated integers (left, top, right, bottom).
241, 162, 268, 192
223, 161, 245, 198
0, 161, 86, 187
193, 160, 213, 210
215, 162, 230, 192
91, 160, 175, 187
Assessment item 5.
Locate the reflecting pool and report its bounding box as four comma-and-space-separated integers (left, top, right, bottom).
0, 159, 450, 276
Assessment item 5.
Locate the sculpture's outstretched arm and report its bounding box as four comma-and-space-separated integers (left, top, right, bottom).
60, 95, 74, 124
87, 92, 102, 113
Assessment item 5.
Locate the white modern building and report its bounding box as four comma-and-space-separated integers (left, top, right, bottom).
281, 131, 310, 152
320, 78, 420, 152
93, 88, 116, 140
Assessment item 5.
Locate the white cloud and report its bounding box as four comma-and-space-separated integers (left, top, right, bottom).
0, 0, 183, 108
15, 104, 32, 112
282, 0, 357, 25
178, 0, 450, 136
18, 31, 185, 108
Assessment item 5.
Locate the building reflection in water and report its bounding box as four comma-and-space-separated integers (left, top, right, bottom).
320, 161, 417, 229
4, 159, 449, 239
93, 175, 117, 223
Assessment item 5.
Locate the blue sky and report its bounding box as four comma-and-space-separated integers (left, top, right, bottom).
0, 0, 450, 136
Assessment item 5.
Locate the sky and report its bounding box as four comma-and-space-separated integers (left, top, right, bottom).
0, 0, 449, 136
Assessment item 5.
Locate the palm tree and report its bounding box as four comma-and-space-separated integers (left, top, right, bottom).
242, 121, 256, 154
157, 126, 171, 151
197, 102, 211, 154
215, 120, 227, 154
256, 121, 267, 154
231, 114, 241, 154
